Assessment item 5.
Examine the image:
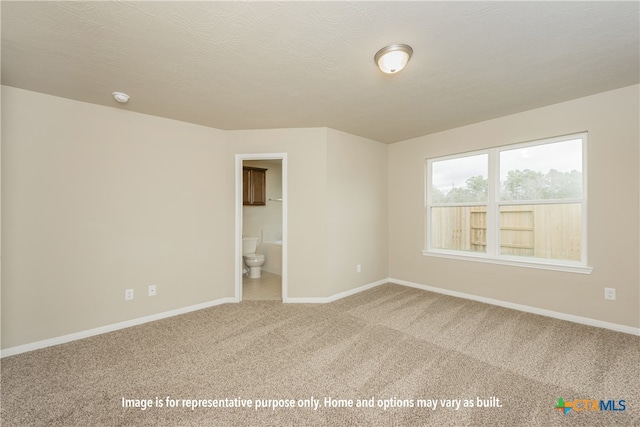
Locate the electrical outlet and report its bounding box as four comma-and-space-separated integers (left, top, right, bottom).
356, 264, 362, 273
125, 289, 134, 301
148, 285, 157, 297
604, 287, 616, 301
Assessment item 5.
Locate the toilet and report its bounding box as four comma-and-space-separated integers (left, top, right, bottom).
242, 237, 265, 279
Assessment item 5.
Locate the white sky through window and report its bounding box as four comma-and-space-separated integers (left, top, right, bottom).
432, 140, 582, 193
500, 139, 582, 181
432, 154, 487, 192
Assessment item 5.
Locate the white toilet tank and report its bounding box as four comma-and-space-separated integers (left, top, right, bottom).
242, 237, 258, 255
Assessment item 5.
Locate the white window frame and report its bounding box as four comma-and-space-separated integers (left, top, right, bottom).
423, 133, 592, 274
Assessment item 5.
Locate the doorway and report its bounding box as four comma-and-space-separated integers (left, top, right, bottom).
235, 153, 287, 302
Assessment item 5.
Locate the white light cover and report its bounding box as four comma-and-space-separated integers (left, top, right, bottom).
377, 50, 410, 74
374, 44, 413, 74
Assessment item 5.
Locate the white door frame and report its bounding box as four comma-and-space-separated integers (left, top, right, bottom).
235, 153, 287, 302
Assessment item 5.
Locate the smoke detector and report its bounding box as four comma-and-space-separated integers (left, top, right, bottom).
112, 92, 130, 103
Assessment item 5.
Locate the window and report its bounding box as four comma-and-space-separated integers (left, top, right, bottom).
425, 133, 590, 273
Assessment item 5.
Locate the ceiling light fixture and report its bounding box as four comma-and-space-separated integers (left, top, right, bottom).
374, 43, 413, 74
112, 92, 130, 103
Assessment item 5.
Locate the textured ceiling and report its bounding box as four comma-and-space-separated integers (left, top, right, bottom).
2, 1, 639, 143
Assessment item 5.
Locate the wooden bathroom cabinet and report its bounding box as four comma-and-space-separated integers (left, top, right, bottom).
243, 166, 267, 206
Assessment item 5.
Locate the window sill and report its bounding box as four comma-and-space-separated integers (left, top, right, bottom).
421, 250, 593, 274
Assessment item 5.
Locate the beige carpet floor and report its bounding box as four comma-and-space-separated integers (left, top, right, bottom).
1, 283, 639, 426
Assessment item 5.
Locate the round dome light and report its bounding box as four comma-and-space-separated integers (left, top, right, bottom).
374, 44, 413, 74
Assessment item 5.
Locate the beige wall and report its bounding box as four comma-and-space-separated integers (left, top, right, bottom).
3, 88, 382, 348
227, 128, 331, 298
231, 129, 390, 299
1, 86, 234, 348
326, 129, 388, 296
388, 85, 640, 328
2, 83, 637, 350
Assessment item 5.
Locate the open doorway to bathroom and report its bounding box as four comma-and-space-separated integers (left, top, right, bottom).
235, 154, 287, 302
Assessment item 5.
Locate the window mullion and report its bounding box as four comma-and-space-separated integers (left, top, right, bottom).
486, 149, 498, 257
425, 159, 431, 251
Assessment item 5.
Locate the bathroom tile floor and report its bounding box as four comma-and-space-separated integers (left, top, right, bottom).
242, 271, 282, 301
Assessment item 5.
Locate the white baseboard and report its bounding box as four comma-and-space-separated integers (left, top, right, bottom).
284, 278, 388, 303
5, 277, 637, 358
1, 297, 236, 358
3, 278, 388, 358
390, 277, 640, 336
